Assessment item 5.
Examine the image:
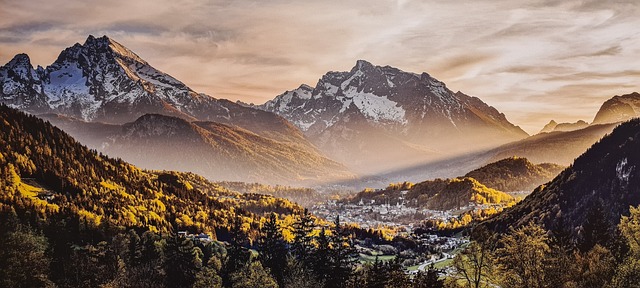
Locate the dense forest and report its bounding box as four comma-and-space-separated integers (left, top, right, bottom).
463, 157, 564, 192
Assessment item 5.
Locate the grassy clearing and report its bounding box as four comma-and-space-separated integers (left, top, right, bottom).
359, 253, 395, 264
406, 264, 421, 271
433, 258, 454, 269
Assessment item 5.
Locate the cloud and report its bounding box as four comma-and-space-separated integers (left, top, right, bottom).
1, 0, 639, 133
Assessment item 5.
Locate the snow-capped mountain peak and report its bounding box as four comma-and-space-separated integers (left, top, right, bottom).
0, 35, 301, 143
255, 60, 528, 171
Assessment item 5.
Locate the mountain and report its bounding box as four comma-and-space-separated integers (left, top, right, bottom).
346, 178, 513, 211
539, 120, 588, 133
483, 119, 640, 234
0, 104, 304, 235
464, 157, 564, 192
253, 60, 528, 173
39, 113, 354, 186
487, 122, 618, 166
0, 35, 304, 143
0, 35, 354, 185
592, 92, 640, 124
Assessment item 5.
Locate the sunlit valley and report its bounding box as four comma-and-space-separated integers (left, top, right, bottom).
2, 2, 640, 287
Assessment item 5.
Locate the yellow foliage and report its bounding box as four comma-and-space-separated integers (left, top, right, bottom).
100, 180, 120, 190
78, 209, 102, 227
282, 228, 295, 242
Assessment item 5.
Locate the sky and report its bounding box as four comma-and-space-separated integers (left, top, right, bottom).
1, 0, 639, 134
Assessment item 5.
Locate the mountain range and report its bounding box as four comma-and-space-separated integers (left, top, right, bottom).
2, 35, 638, 190
483, 118, 640, 234
0, 35, 353, 185
539, 120, 589, 133
251, 60, 529, 173
39, 112, 353, 186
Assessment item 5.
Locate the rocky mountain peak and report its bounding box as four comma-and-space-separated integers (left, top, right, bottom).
256, 60, 528, 173
593, 92, 640, 124
6, 53, 32, 68
2, 54, 37, 80
352, 59, 376, 73
0, 35, 302, 145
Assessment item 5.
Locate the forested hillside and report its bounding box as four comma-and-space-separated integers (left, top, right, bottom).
464, 157, 564, 192
483, 119, 640, 235
0, 104, 305, 236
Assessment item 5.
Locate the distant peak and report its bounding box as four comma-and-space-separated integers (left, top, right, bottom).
83, 34, 111, 48
78, 35, 147, 64
354, 59, 375, 71
8, 53, 32, 65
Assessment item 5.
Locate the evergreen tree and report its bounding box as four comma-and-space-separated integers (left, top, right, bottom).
164, 233, 203, 288
385, 256, 411, 288
363, 256, 388, 288
329, 215, 357, 287
579, 201, 613, 252
258, 213, 288, 287
223, 217, 251, 287
292, 208, 315, 267
312, 227, 333, 284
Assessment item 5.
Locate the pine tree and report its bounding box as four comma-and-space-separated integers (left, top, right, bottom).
312, 227, 333, 284
164, 233, 203, 288
328, 215, 357, 287
579, 201, 613, 252
258, 213, 288, 287
292, 208, 315, 267
385, 256, 411, 288
223, 217, 251, 287
363, 256, 388, 288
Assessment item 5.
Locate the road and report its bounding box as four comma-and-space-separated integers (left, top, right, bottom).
417, 252, 452, 271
